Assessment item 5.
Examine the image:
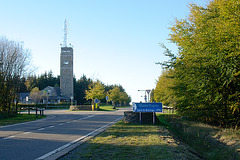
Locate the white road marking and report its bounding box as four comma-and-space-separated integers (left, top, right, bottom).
78, 115, 95, 120
35, 116, 123, 160
1, 114, 97, 142
37, 128, 45, 131
3, 136, 15, 140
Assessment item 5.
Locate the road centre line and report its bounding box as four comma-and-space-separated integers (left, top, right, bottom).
78, 114, 95, 120
1, 114, 96, 141
3, 136, 15, 140
37, 128, 45, 131
35, 116, 123, 160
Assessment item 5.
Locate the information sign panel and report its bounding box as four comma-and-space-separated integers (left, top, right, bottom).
133, 102, 163, 112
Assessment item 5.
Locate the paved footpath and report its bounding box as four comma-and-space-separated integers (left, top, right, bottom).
0, 108, 131, 160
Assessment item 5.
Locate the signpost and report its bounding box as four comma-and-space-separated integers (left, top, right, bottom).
132, 102, 163, 124
106, 96, 109, 105
94, 99, 99, 110
94, 99, 99, 103
133, 102, 163, 112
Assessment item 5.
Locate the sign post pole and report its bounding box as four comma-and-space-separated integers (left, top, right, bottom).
140, 112, 142, 124
153, 112, 155, 125
133, 102, 162, 124
94, 99, 99, 110
106, 96, 109, 105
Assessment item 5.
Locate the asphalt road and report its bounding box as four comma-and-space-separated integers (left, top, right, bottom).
0, 107, 131, 160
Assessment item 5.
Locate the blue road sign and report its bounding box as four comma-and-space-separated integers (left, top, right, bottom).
133, 102, 163, 112
94, 99, 99, 103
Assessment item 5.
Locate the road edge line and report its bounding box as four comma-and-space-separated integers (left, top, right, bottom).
35, 116, 123, 160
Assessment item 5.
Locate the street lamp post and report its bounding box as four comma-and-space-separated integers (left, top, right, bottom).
138, 90, 147, 102
138, 89, 151, 102
70, 96, 73, 106
146, 90, 151, 102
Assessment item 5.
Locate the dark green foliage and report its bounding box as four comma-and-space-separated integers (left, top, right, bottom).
74, 75, 93, 104
22, 71, 60, 92
22, 73, 130, 106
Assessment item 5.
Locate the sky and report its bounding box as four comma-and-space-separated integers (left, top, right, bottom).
0, 0, 209, 103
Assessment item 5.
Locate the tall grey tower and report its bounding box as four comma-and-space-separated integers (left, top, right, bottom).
60, 20, 73, 98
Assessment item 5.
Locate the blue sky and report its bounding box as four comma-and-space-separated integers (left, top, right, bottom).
0, 0, 209, 103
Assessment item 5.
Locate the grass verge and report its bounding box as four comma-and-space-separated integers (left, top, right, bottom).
98, 105, 116, 111
157, 114, 240, 160
0, 114, 46, 126
98, 105, 130, 111
59, 113, 239, 160
59, 121, 202, 160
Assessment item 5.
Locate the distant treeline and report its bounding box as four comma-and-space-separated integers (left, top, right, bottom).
0, 35, 130, 116
20, 71, 131, 106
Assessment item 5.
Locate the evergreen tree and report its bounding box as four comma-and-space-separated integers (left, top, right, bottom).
74, 75, 92, 104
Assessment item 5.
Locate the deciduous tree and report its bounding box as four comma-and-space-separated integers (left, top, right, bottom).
85, 81, 105, 104
154, 69, 176, 107
29, 87, 42, 104
159, 0, 240, 126
0, 36, 32, 115
108, 87, 131, 106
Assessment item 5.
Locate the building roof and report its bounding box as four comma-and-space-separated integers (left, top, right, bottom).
19, 92, 30, 99
19, 86, 70, 101
41, 86, 61, 97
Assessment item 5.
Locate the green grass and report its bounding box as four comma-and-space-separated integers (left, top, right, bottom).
59, 113, 240, 160
69, 105, 130, 111
98, 105, 130, 111
98, 105, 116, 111
157, 114, 240, 160
0, 114, 46, 126
59, 121, 202, 160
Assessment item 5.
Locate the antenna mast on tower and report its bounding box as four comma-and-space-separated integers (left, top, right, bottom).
63, 19, 68, 47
